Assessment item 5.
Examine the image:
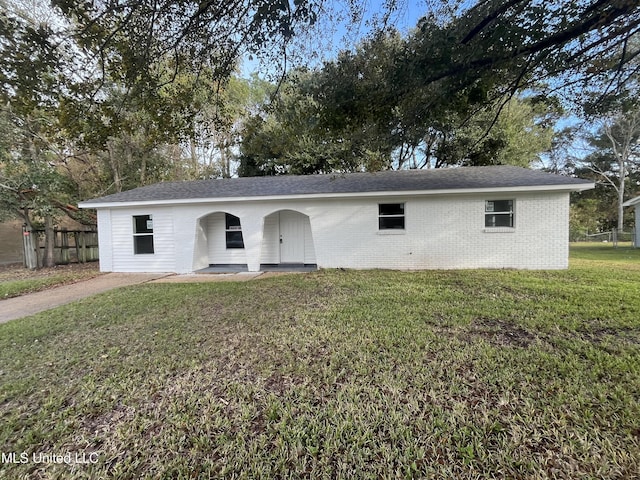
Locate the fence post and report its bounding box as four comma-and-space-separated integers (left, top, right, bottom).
612, 228, 618, 248
22, 225, 38, 269
74, 231, 80, 263
89, 231, 99, 262
79, 231, 87, 263
60, 228, 70, 264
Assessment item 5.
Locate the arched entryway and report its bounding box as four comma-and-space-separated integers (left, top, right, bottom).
195, 211, 248, 271
261, 210, 317, 269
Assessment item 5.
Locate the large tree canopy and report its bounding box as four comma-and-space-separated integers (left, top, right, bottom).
2, 1, 635, 107
238, 65, 560, 175
2, 1, 638, 156
41, 1, 639, 104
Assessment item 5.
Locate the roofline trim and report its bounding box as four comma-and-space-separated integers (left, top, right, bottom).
78, 182, 595, 209
623, 196, 640, 207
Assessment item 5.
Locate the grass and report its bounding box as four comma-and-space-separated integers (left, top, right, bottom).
0, 244, 639, 479
570, 242, 640, 265
0, 263, 100, 299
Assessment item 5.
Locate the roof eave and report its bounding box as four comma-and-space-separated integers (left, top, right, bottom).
78, 182, 595, 209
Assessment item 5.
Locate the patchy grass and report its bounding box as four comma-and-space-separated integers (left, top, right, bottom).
0, 263, 100, 299
0, 246, 639, 478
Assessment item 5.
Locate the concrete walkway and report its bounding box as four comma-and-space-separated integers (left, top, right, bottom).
0, 273, 169, 324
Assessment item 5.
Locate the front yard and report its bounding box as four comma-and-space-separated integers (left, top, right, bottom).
0, 245, 638, 478
0, 263, 100, 300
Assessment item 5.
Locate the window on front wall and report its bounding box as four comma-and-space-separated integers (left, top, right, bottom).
225, 213, 245, 249
133, 214, 154, 254
485, 200, 514, 227
379, 203, 405, 230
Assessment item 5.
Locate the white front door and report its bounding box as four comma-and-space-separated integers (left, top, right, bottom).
279, 211, 305, 263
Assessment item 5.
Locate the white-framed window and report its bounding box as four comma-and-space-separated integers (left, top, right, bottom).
485, 200, 514, 228
225, 213, 244, 249
379, 203, 405, 230
133, 215, 154, 254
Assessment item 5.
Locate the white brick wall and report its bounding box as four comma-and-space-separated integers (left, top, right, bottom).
302, 193, 569, 270
97, 191, 571, 272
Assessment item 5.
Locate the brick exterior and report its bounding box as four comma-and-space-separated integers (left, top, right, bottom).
95, 191, 571, 273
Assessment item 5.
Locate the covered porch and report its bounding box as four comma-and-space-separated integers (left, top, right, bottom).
192, 208, 318, 272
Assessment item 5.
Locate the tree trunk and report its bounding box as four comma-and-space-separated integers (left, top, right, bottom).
602, 111, 640, 231
107, 142, 123, 192
618, 166, 625, 232
43, 215, 56, 268
140, 154, 147, 185
189, 138, 199, 174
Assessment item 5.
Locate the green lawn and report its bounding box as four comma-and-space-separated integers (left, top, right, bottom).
0, 245, 639, 479
570, 242, 640, 264
0, 263, 100, 299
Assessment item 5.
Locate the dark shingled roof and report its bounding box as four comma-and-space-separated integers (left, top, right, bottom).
81, 166, 592, 205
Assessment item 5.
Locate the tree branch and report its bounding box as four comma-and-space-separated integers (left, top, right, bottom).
461, 0, 528, 44
430, 1, 639, 86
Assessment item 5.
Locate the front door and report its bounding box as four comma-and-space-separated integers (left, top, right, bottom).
279, 211, 305, 263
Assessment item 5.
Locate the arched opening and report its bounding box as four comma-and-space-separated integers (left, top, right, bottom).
260, 210, 317, 271
195, 211, 248, 272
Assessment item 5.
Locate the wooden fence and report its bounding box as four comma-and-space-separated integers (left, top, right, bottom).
22, 226, 99, 268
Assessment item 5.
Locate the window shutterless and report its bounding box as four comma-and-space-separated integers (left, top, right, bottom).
379, 203, 405, 230
133, 215, 154, 254
225, 213, 245, 249
485, 200, 514, 227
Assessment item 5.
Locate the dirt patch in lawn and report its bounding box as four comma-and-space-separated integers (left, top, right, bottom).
469, 317, 538, 347
433, 317, 538, 348
572, 325, 640, 348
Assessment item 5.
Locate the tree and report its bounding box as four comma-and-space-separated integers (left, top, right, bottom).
4, 0, 629, 149
6, 1, 640, 176
187, 74, 272, 179
238, 65, 395, 176
0, 106, 79, 267
44, 1, 639, 103
238, 28, 561, 176
581, 108, 640, 230
238, 70, 336, 176
406, 1, 639, 112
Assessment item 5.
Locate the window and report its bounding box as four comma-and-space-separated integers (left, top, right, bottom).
379, 203, 405, 230
485, 200, 514, 227
133, 215, 154, 254
225, 213, 245, 249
